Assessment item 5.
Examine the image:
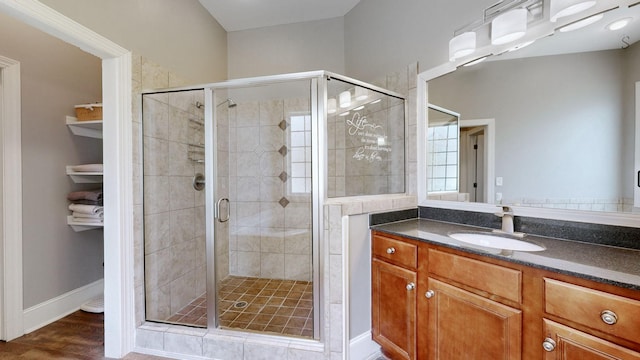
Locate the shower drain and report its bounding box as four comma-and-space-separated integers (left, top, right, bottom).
233, 301, 248, 309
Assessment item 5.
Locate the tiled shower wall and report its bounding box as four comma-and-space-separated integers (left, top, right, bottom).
228, 98, 313, 282
133, 55, 193, 326
141, 89, 208, 321
132, 55, 229, 324
379, 63, 418, 196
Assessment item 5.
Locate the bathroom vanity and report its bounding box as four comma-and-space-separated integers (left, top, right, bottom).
370, 218, 640, 360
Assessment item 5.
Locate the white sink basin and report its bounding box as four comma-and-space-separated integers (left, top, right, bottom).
449, 232, 545, 252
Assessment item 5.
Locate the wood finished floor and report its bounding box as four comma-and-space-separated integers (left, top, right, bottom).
0, 311, 170, 359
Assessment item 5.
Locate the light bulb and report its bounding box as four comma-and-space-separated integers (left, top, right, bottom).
491, 8, 528, 45
449, 32, 476, 61
328, 98, 337, 114
339, 91, 351, 108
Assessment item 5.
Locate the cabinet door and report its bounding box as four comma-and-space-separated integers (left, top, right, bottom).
427, 278, 522, 360
372, 258, 417, 360
543, 319, 640, 360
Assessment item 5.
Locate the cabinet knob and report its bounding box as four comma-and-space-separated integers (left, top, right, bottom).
600, 310, 618, 325
542, 338, 556, 352
406, 282, 415, 291
425, 290, 435, 299
386, 247, 396, 254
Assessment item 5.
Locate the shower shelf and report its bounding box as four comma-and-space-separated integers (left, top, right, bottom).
66, 116, 102, 139
67, 215, 103, 232
189, 118, 204, 127
66, 166, 103, 183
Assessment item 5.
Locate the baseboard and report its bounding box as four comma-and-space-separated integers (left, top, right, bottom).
23, 279, 104, 334
350, 331, 381, 360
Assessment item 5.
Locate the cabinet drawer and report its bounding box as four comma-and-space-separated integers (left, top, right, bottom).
545, 278, 640, 344
543, 319, 640, 359
372, 234, 417, 269
429, 249, 522, 303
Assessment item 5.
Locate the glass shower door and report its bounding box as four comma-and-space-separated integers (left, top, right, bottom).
142, 88, 208, 327
211, 79, 315, 338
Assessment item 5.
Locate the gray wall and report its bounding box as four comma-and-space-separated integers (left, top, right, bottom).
40, 0, 488, 84
344, 0, 496, 82
429, 50, 627, 203
227, 17, 345, 79
348, 214, 371, 340
41, 0, 227, 83
0, 12, 104, 308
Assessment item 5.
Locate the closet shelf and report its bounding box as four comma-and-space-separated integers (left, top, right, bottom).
67, 215, 103, 232
66, 116, 102, 139
66, 166, 103, 183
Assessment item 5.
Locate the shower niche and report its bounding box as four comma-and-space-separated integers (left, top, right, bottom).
141, 72, 405, 339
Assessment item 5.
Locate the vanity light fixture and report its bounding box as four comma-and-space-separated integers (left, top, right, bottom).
353, 105, 365, 111
508, 40, 535, 52
463, 56, 488, 67
355, 87, 369, 101
550, 0, 596, 22
449, 31, 476, 61
491, 8, 528, 45
606, 17, 632, 31
558, 12, 604, 32
327, 98, 337, 114
339, 91, 351, 108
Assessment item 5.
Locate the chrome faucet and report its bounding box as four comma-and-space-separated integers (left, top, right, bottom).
495, 205, 514, 234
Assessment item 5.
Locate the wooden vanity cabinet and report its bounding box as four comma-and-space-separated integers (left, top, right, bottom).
426, 249, 523, 359
371, 233, 419, 360
426, 278, 522, 359
371, 230, 640, 360
372, 231, 525, 360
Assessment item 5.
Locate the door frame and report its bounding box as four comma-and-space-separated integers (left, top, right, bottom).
0, 1, 133, 357
459, 125, 484, 202
0, 55, 22, 341
634, 82, 640, 208
460, 119, 495, 204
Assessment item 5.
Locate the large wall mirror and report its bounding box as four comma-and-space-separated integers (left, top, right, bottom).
418, 0, 640, 224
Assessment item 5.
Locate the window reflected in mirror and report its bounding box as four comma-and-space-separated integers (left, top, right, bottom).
427, 105, 460, 197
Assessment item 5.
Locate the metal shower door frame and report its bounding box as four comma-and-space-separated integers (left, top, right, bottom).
204, 72, 326, 338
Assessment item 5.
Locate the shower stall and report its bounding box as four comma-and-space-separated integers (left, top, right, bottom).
141, 71, 405, 339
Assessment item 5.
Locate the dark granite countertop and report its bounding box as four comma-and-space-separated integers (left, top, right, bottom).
371, 218, 640, 291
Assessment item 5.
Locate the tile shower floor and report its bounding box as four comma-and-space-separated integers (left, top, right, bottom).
168, 276, 313, 338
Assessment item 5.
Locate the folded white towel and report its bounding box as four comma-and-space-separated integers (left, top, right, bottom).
72, 212, 104, 219
71, 217, 104, 224
69, 204, 103, 215
70, 163, 103, 172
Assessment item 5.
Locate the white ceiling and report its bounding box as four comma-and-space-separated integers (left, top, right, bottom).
198, 0, 362, 32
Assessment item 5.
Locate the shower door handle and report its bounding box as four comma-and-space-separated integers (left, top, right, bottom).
216, 198, 230, 223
